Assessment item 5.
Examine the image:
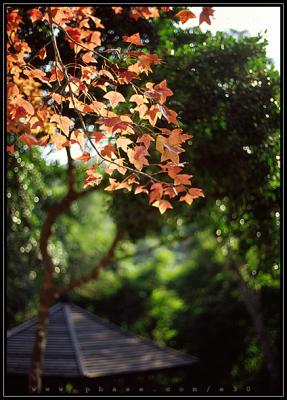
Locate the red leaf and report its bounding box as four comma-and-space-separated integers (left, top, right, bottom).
7, 144, 15, 155
38, 47, 47, 60
91, 131, 105, 142
199, 7, 215, 25
19, 134, 40, 147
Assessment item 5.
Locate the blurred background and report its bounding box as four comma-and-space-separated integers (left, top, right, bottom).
7, 6, 281, 394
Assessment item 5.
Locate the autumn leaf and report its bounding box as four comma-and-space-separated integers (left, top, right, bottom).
116, 137, 132, 153
101, 144, 117, 158
83, 172, 102, 188
135, 185, 149, 195
130, 94, 148, 106
17, 97, 35, 116
175, 9, 196, 23
50, 114, 74, 136
103, 91, 126, 108
49, 134, 69, 150
199, 7, 215, 25
127, 146, 149, 170
122, 33, 144, 46
112, 6, 123, 14
7, 144, 15, 155
19, 134, 40, 147
91, 131, 105, 142
149, 183, 164, 204
75, 151, 91, 162
70, 130, 85, 149
28, 8, 43, 23
137, 134, 154, 149
38, 47, 47, 60
152, 199, 173, 214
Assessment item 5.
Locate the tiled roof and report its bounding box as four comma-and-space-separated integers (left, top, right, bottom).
7, 302, 197, 378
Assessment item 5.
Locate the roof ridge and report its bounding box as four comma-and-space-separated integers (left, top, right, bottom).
63, 303, 89, 377
69, 303, 197, 364
7, 302, 63, 338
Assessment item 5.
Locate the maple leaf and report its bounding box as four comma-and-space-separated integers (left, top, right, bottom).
89, 31, 101, 48
49, 68, 65, 82
103, 91, 126, 108
153, 80, 173, 104
104, 178, 131, 191
112, 6, 123, 14
199, 7, 215, 25
105, 158, 127, 175
16, 97, 35, 116
149, 183, 164, 204
49, 134, 69, 150
122, 33, 144, 46
19, 134, 40, 147
152, 199, 173, 214
38, 47, 47, 60
175, 9, 196, 23
70, 130, 85, 149
135, 185, 149, 195
118, 70, 139, 84
116, 137, 132, 153
137, 134, 154, 149
50, 115, 74, 136
28, 8, 43, 23
91, 131, 105, 142
75, 151, 91, 162
173, 174, 192, 185
127, 146, 149, 170
7, 144, 15, 155
101, 144, 117, 158
144, 104, 161, 126
82, 51, 97, 64
83, 173, 102, 188
130, 94, 148, 106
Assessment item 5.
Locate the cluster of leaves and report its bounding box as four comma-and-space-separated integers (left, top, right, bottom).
6, 6, 214, 213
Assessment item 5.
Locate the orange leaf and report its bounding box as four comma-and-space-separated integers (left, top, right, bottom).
103, 91, 126, 108
76, 151, 91, 162
137, 134, 154, 149
122, 33, 144, 46
130, 94, 148, 106
49, 134, 69, 150
135, 185, 149, 195
116, 137, 132, 153
17, 97, 35, 116
152, 199, 173, 214
175, 9, 196, 23
50, 114, 74, 136
28, 8, 43, 23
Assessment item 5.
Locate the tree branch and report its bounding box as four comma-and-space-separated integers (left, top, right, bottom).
55, 230, 125, 297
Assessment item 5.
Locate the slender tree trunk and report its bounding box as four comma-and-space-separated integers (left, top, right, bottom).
238, 277, 279, 391
27, 184, 123, 393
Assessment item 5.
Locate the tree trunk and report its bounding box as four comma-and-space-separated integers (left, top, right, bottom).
27, 186, 122, 393
238, 279, 279, 391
